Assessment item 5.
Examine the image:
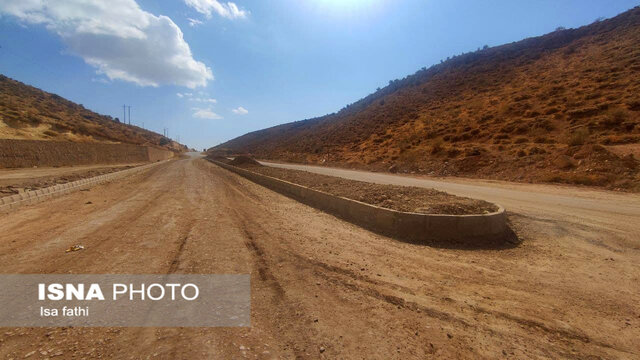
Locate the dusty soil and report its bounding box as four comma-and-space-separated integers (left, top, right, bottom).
0, 156, 638, 359
220, 159, 497, 215
608, 143, 640, 158
0, 164, 136, 196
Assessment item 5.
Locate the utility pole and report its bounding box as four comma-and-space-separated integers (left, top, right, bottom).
128, 106, 131, 125
123, 105, 126, 124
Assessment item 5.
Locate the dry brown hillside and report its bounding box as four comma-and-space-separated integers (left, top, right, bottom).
0, 75, 185, 151
217, 7, 640, 190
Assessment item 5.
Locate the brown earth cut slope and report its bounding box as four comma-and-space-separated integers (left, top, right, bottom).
217, 7, 640, 190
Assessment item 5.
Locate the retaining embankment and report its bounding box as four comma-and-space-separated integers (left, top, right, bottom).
210, 160, 508, 246
0, 160, 168, 212
0, 139, 174, 168
146, 146, 174, 162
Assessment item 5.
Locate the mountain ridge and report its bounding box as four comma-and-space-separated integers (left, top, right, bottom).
216, 7, 640, 190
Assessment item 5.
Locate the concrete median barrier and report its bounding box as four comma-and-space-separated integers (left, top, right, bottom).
210, 160, 508, 246
0, 160, 170, 213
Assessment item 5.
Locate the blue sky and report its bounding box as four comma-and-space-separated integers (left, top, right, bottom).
1, 0, 638, 149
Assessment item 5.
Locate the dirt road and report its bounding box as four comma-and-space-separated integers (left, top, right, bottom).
0, 155, 638, 359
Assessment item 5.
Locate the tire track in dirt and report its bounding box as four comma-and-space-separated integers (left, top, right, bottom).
1, 157, 637, 359
223, 207, 310, 357
299, 250, 627, 356
211, 165, 474, 357
168, 235, 189, 274
205, 161, 339, 356
242, 231, 286, 299
207, 160, 637, 358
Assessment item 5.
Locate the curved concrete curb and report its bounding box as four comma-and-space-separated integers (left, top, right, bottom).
210, 160, 508, 246
0, 160, 170, 213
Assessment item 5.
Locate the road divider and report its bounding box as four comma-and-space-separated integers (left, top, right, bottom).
210, 160, 508, 247
0, 160, 170, 213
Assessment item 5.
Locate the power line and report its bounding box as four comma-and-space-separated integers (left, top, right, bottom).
120, 105, 133, 125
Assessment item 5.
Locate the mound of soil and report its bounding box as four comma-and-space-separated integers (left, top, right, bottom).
229, 156, 262, 167
208, 155, 231, 164
238, 164, 497, 215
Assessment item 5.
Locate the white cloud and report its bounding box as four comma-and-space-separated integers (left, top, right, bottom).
184, 0, 248, 20
193, 107, 222, 120
176, 93, 184, 98
232, 106, 248, 115
0, 0, 213, 88
187, 17, 203, 26
190, 97, 217, 103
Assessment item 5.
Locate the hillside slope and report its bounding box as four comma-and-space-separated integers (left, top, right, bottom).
217, 7, 640, 190
0, 75, 185, 152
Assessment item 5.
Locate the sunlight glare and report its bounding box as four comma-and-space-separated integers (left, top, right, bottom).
316, 0, 379, 11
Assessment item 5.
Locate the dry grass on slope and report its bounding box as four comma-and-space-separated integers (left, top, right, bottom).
0, 75, 185, 152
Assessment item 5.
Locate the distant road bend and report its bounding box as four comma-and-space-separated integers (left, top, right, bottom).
0, 154, 638, 358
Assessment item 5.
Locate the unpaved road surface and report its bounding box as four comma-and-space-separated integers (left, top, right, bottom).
0, 155, 638, 359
